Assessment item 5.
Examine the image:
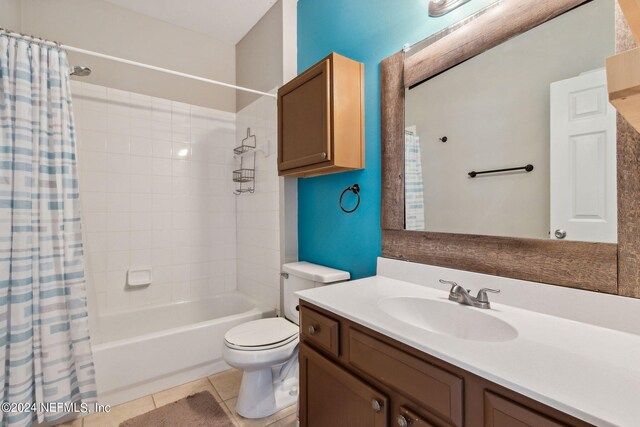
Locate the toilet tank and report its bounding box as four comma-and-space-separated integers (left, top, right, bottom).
282, 261, 350, 325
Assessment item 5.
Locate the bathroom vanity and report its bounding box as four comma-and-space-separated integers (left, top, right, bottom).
296, 258, 640, 427
299, 303, 585, 427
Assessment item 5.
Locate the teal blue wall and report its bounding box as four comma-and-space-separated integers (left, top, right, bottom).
297, 0, 495, 279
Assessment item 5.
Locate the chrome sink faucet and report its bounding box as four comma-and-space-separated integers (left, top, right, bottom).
439, 279, 500, 309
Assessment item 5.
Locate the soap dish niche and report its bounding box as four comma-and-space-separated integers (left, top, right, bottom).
127, 267, 152, 288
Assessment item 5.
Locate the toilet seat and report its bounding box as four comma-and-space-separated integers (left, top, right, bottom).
224, 318, 298, 351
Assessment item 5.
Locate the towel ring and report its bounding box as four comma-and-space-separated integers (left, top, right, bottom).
339, 184, 360, 213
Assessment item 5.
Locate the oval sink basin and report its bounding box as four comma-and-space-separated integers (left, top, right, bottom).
378, 297, 518, 342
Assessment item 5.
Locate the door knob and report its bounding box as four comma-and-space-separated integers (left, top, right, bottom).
554, 229, 567, 239
397, 415, 409, 426
308, 325, 317, 335
371, 399, 382, 412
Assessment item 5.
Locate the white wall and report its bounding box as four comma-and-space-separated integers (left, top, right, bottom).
1, 0, 237, 111
236, 0, 283, 111
73, 81, 237, 314
0, 0, 21, 29
235, 94, 281, 310
235, 0, 298, 111
235, 0, 298, 314
405, 0, 614, 239
279, 0, 298, 263
281, 0, 298, 83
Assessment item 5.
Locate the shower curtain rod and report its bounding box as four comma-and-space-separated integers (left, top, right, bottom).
0, 28, 277, 99
63, 45, 277, 98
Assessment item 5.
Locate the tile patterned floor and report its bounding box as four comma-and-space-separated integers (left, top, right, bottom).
58, 369, 297, 427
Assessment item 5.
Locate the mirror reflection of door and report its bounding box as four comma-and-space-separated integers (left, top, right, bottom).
403, 0, 616, 243
550, 69, 617, 243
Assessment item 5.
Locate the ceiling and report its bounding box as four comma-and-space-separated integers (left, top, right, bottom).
103, 0, 278, 45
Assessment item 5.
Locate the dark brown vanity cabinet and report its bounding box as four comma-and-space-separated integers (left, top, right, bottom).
299, 302, 593, 427
483, 392, 566, 427
300, 344, 389, 427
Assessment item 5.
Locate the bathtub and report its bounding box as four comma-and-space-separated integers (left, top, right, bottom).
91, 292, 275, 406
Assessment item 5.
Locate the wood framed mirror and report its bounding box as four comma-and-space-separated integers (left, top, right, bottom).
380, 0, 640, 297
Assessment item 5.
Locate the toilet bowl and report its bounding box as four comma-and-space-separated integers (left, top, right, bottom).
222, 261, 350, 419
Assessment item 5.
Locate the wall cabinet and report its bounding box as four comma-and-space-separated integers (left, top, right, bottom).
278, 53, 364, 177
299, 302, 593, 427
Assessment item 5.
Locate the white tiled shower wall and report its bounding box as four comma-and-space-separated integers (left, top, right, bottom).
235, 93, 281, 310
72, 81, 237, 314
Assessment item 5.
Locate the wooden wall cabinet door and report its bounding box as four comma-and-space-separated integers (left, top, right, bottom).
278, 52, 364, 177
300, 343, 389, 427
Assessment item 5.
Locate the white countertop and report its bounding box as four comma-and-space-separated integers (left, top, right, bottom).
296, 274, 640, 426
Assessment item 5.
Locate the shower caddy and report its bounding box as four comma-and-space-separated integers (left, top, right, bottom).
233, 128, 257, 194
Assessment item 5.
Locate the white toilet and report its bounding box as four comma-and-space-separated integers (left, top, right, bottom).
222, 261, 350, 419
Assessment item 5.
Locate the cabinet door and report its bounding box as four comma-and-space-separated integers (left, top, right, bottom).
484, 392, 566, 427
300, 343, 389, 427
348, 329, 463, 426
278, 59, 331, 171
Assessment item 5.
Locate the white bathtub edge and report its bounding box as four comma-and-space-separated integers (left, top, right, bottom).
98, 359, 231, 407
92, 295, 276, 407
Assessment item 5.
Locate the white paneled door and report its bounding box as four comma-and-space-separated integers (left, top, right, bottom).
550, 69, 617, 243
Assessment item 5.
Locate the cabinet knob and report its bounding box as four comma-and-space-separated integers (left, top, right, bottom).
397, 415, 409, 427
320, 152, 327, 159
371, 399, 382, 413
308, 325, 317, 335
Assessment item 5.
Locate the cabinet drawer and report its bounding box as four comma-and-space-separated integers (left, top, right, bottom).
348, 328, 463, 426
484, 392, 566, 427
300, 306, 340, 357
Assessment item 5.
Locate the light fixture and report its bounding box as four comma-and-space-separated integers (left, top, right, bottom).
428, 0, 471, 17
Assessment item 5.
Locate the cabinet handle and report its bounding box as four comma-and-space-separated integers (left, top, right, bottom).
371, 399, 383, 413
320, 152, 327, 159
308, 325, 318, 335
397, 415, 409, 427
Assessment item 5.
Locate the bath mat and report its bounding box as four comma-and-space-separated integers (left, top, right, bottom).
119, 391, 235, 427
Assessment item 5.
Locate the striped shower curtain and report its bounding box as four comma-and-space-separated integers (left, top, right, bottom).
0, 34, 96, 426
405, 131, 425, 230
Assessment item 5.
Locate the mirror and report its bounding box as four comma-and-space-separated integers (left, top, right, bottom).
404, 0, 616, 243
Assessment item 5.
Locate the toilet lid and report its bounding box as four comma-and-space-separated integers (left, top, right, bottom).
224, 318, 298, 349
